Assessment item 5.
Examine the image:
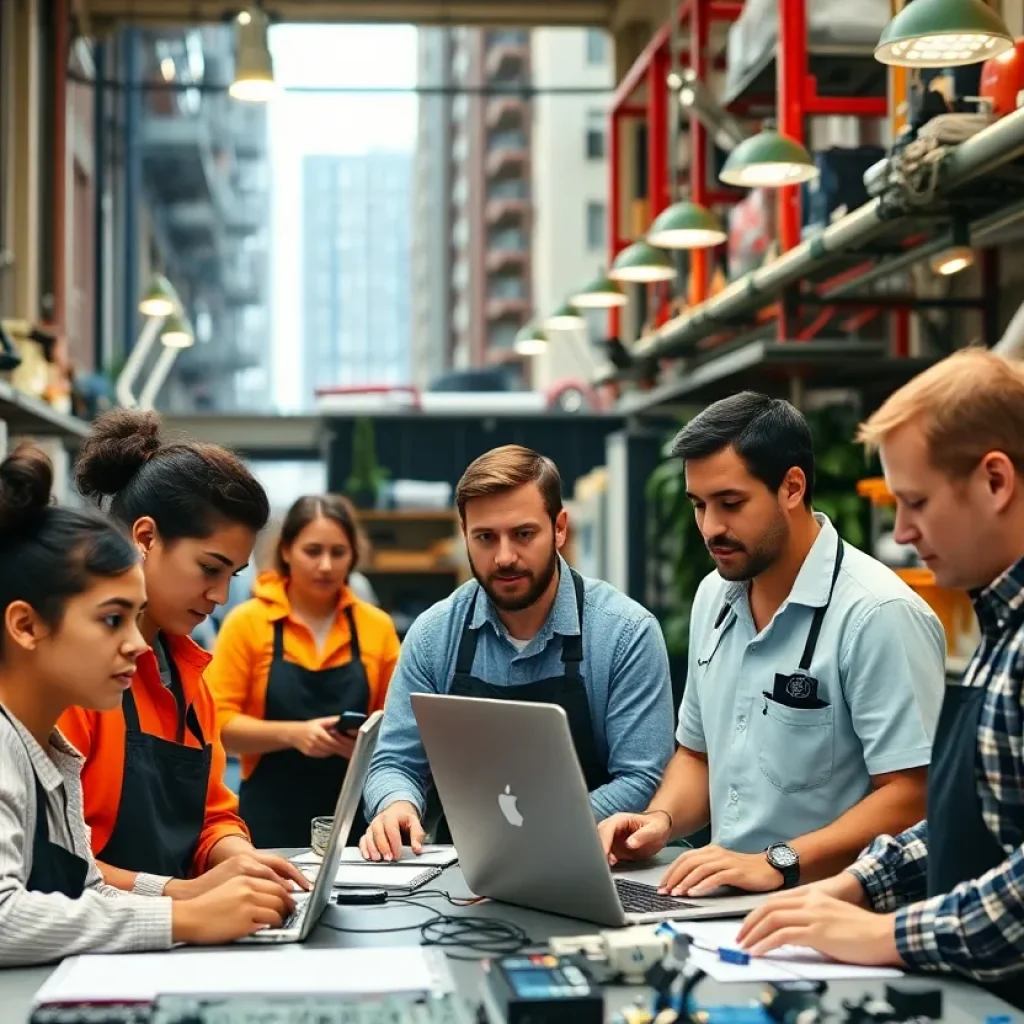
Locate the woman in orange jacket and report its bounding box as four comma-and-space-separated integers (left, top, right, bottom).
207, 495, 400, 848
59, 409, 306, 899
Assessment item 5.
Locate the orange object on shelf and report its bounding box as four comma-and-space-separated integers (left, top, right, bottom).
857, 478, 977, 657
856, 477, 896, 505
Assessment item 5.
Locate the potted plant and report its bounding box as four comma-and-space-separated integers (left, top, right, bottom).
344, 417, 389, 510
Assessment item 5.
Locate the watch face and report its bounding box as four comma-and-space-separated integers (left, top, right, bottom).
769, 844, 798, 868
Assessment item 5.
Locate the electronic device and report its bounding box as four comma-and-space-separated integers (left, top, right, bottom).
332, 710, 368, 735
29, 991, 475, 1024
479, 954, 604, 1024
235, 710, 382, 944
411, 694, 770, 926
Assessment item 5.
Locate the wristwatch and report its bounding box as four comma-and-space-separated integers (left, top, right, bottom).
765, 843, 800, 889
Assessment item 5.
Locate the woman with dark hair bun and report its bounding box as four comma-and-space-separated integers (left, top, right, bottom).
60, 409, 308, 900
0, 445, 291, 965
207, 494, 400, 847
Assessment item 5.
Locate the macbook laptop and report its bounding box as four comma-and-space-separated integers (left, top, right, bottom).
236, 709, 382, 944
411, 694, 769, 926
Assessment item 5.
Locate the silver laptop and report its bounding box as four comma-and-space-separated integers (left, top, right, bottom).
412, 694, 769, 926
237, 710, 382, 944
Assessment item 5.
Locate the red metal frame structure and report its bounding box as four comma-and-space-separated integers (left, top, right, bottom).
607, 0, 888, 343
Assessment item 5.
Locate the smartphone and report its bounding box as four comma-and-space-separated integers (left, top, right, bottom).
332, 711, 367, 736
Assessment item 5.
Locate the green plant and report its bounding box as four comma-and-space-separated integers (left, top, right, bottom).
344, 417, 389, 505
645, 402, 879, 659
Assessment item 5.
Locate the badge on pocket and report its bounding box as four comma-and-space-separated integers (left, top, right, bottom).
765, 672, 830, 710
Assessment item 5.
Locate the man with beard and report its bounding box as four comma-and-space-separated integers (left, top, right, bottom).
360, 445, 675, 861
598, 392, 945, 897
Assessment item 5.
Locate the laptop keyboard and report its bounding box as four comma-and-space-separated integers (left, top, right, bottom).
615, 878, 697, 914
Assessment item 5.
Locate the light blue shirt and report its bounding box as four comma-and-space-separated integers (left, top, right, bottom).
364, 556, 676, 821
677, 514, 945, 854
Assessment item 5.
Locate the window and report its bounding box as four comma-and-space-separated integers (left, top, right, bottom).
585, 111, 605, 160
585, 29, 608, 65
586, 201, 606, 251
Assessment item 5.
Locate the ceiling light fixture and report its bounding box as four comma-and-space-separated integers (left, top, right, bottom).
875, 0, 1013, 67
608, 241, 676, 283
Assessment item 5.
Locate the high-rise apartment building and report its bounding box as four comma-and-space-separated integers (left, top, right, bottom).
530, 28, 614, 391
301, 152, 413, 405
411, 26, 534, 384
410, 27, 611, 391
411, 29, 454, 387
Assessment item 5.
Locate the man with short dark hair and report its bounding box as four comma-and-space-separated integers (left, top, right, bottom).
360, 444, 675, 862
736, 351, 1024, 1006
599, 393, 945, 897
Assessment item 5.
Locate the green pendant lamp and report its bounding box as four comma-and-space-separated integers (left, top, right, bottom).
647, 201, 727, 249
138, 274, 178, 317
514, 323, 548, 356
719, 130, 819, 188
608, 241, 676, 283
544, 301, 587, 330
875, 0, 1012, 67
570, 271, 627, 309
159, 312, 195, 349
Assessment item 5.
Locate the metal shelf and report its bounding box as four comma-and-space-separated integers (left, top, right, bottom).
0, 380, 90, 441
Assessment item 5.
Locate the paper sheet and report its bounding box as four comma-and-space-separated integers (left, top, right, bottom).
293, 844, 458, 868
664, 921, 904, 982
34, 947, 450, 1006
301, 863, 440, 889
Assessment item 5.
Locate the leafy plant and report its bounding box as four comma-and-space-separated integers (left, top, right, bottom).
344, 417, 390, 507
645, 402, 878, 660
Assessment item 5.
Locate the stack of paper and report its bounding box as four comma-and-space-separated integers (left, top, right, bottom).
664, 921, 904, 983
294, 845, 458, 890
34, 947, 455, 1007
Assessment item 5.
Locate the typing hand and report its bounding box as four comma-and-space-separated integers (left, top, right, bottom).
165, 852, 305, 900
658, 845, 783, 896
598, 811, 671, 866
172, 877, 295, 944
736, 888, 902, 966
359, 801, 425, 862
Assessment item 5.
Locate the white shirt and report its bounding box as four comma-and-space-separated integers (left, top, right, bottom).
0, 706, 173, 966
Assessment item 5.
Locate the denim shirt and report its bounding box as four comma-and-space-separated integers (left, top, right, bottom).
363, 557, 675, 821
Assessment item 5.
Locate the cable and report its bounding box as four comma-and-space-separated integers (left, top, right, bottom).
320, 889, 534, 962
65, 69, 611, 96
890, 111, 993, 207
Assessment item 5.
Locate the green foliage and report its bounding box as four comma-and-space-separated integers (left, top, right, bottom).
645, 402, 879, 658
344, 417, 390, 505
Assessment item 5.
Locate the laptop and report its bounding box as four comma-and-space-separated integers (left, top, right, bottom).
236, 709, 382, 944
411, 694, 770, 926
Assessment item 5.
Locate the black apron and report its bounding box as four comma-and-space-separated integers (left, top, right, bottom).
239, 609, 371, 848
926, 678, 1024, 1009
433, 568, 606, 843
0, 708, 89, 899
98, 641, 212, 878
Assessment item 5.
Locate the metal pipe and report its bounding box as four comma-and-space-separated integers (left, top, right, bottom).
689, 0, 710, 304
138, 343, 180, 410
93, 41, 106, 373
116, 315, 162, 408
777, 0, 807, 257
624, 107, 1024, 366
122, 28, 141, 360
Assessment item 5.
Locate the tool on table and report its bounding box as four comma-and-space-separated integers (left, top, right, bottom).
479, 953, 604, 1024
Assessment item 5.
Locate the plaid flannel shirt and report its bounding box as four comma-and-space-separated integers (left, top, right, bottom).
847, 556, 1024, 984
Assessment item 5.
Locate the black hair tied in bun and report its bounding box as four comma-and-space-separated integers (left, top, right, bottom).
0, 445, 54, 535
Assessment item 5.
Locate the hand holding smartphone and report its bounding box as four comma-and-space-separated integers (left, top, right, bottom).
331, 711, 367, 737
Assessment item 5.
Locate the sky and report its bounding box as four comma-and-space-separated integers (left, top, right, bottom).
266, 24, 418, 413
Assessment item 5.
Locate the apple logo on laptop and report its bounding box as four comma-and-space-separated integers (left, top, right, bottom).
498, 785, 523, 827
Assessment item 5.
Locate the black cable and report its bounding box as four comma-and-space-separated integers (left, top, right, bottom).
320, 890, 533, 962
65, 69, 611, 96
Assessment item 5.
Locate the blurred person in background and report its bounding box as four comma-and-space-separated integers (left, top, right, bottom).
207, 495, 400, 847
61, 410, 307, 900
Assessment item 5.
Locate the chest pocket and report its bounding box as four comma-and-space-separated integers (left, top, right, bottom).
755, 696, 835, 794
